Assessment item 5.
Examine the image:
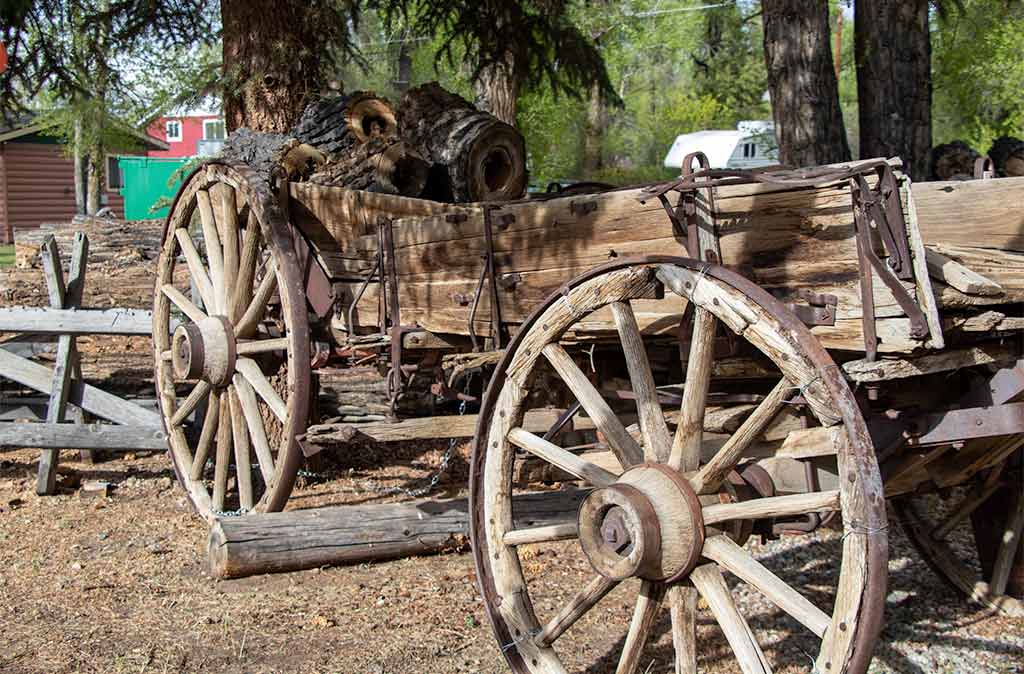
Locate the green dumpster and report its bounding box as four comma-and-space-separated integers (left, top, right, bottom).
117, 156, 189, 221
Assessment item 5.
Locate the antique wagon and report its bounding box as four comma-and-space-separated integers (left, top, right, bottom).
153, 155, 1023, 674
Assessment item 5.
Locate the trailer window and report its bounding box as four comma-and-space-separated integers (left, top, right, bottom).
106, 156, 124, 191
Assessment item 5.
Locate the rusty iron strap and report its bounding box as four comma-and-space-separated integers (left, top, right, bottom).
905, 401, 1024, 446
482, 206, 506, 350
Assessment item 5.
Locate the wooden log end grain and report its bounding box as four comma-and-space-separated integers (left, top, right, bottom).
399, 82, 527, 202
293, 91, 398, 157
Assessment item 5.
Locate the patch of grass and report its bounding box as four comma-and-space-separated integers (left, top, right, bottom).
0, 244, 14, 268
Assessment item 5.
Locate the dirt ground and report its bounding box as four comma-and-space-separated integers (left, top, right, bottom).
1, 222, 1022, 673
0, 449, 1022, 674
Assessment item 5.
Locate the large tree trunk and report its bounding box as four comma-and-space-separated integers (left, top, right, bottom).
762, 0, 850, 166
85, 148, 103, 215
221, 0, 324, 133
474, 52, 519, 127
855, 0, 931, 180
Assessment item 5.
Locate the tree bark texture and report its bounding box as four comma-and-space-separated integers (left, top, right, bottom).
474, 51, 519, 127
762, 0, 850, 167
399, 82, 527, 202
855, 0, 932, 180
221, 0, 324, 133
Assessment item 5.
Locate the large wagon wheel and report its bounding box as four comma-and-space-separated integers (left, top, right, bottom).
153, 162, 310, 520
893, 449, 1024, 617
470, 257, 887, 674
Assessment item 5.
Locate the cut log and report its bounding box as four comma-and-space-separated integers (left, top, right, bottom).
293, 91, 398, 156
929, 140, 980, 181
308, 138, 429, 197
398, 82, 527, 202
207, 489, 586, 579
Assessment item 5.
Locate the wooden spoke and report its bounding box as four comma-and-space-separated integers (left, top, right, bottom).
669, 584, 698, 674
219, 186, 241, 313
174, 229, 217, 311
235, 259, 277, 337
233, 373, 275, 483
196, 189, 225, 315
232, 213, 261, 321
189, 388, 221, 481
691, 378, 791, 494
236, 337, 290, 355
931, 480, 1004, 541
235, 357, 288, 423
611, 301, 672, 462
702, 535, 831, 638
615, 580, 666, 674
671, 308, 717, 471
212, 393, 233, 512
507, 427, 618, 487
170, 380, 212, 427
990, 490, 1024, 597
703, 491, 840, 525
535, 574, 619, 647
690, 564, 771, 674
161, 283, 207, 325
503, 522, 577, 546
542, 344, 644, 469
228, 386, 254, 510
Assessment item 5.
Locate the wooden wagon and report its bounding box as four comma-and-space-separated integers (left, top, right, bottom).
153, 155, 1024, 674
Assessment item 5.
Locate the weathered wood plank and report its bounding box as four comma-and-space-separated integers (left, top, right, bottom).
0, 349, 162, 426
0, 307, 155, 336
0, 422, 167, 451
842, 342, 1018, 383
925, 247, 1002, 296
913, 176, 1024, 251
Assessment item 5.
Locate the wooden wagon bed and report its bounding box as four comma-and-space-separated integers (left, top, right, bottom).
287, 158, 1024, 357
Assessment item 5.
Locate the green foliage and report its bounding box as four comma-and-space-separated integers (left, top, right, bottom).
0, 245, 14, 269
373, 0, 619, 106
933, 0, 1024, 151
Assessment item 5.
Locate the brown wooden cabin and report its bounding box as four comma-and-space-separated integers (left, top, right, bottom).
0, 116, 168, 243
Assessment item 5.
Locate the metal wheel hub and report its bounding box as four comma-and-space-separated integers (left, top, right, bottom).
171, 316, 236, 387
579, 463, 706, 583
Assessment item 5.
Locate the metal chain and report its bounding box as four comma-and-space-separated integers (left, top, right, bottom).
360, 396, 469, 498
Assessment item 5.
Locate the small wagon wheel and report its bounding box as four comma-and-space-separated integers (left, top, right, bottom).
470, 257, 887, 674
893, 449, 1024, 617
153, 162, 310, 520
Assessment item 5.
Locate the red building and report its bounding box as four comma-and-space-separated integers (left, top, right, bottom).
0, 116, 167, 243
147, 111, 225, 158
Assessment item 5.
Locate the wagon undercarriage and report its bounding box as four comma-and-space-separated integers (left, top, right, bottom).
153, 154, 1024, 674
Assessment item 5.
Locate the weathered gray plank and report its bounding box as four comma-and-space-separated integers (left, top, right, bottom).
0, 349, 161, 427
0, 422, 167, 451
0, 307, 154, 336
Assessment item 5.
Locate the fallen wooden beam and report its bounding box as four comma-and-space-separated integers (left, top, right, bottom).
207, 489, 586, 579
0, 349, 162, 426
0, 307, 155, 336
0, 422, 167, 451
842, 342, 1019, 383
924, 248, 1003, 296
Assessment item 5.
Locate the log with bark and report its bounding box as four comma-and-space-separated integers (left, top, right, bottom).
930, 140, 980, 181
308, 138, 429, 197
206, 489, 585, 578
292, 91, 398, 156
398, 82, 528, 202
988, 136, 1024, 178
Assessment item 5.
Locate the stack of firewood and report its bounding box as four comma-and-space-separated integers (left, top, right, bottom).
220, 82, 528, 203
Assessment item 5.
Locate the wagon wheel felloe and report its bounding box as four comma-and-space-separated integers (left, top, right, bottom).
470, 258, 887, 674
893, 450, 1024, 617
153, 162, 310, 520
